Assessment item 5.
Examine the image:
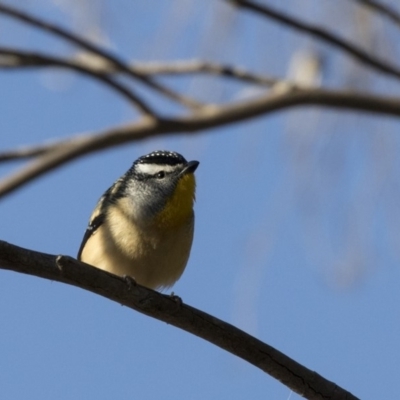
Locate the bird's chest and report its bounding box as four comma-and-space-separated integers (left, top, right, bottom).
106, 206, 194, 289
153, 173, 195, 229
107, 200, 191, 258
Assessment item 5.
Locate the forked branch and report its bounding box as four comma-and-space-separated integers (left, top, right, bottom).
1, 87, 400, 198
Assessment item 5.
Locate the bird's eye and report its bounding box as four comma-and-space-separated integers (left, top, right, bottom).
156, 171, 165, 179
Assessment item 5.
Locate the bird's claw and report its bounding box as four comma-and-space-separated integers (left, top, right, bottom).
170, 292, 183, 307
123, 275, 137, 291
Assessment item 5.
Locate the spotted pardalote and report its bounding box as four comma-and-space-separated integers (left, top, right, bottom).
78, 150, 199, 290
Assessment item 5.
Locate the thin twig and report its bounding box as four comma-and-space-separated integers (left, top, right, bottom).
0, 48, 156, 111
0, 143, 51, 162
350, 0, 400, 29
0, 52, 280, 87
226, 0, 400, 81
1, 86, 400, 197
0, 5, 159, 117
0, 4, 203, 111
0, 240, 360, 400
0, 49, 205, 110
131, 60, 279, 86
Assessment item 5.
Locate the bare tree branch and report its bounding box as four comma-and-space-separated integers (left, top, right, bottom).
0, 5, 159, 117
0, 144, 51, 162
226, 0, 400, 82
0, 48, 204, 111
1, 86, 400, 198
61, 57, 281, 87
0, 240, 360, 400
0, 4, 203, 111
130, 60, 280, 86
0, 48, 157, 113
350, 0, 400, 29
0, 52, 281, 87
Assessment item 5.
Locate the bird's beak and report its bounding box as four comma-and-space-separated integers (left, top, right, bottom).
180, 160, 199, 176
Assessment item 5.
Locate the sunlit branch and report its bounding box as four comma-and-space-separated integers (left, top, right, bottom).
0, 51, 281, 88
0, 48, 155, 113
1, 87, 400, 198
131, 60, 279, 86
1, 51, 282, 87
0, 143, 50, 162
0, 48, 204, 111
0, 4, 203, 111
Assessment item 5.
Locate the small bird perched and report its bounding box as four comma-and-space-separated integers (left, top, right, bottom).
78, 150, 199, 290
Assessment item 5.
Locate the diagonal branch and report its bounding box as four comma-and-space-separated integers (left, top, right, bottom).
0, 5, 158, 117
226, 0, 400, 82
0, 48, 155, 112
0, 4, 203, 111
350, 0, 400, 29
0, 240, 360, 400
0, 49, 205, 111
1, 86, 400, 198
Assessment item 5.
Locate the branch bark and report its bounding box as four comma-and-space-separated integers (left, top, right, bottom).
0, 48, 158, 112
226, 0, 400, 82
0, 4, 202, 112
0, 54, 279, 87
0, 48, 204, 111
1, 86, 400, 198
0, 240, 360, 400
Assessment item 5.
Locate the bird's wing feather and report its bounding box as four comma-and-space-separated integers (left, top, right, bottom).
77, 176, 126, 260
77, 213, 105, 260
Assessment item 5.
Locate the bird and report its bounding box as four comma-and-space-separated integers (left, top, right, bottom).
77, 150, 199, 290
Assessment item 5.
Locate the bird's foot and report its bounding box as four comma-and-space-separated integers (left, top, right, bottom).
169, 292, 183, 307
123, 275, 137, 291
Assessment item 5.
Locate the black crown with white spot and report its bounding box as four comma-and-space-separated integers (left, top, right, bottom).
135, 151, 187, 166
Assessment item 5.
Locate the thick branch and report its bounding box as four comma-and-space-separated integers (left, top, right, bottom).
0, 240, 359, 400
226, 0, 400, 82
1, 87, 400, 198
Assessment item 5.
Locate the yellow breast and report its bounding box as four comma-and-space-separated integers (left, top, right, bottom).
155, 174, 196, 229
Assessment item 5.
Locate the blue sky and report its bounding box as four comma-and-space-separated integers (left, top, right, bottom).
1, 1, 400, 399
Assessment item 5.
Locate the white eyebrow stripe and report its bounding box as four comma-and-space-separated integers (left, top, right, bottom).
135, 163, 180, 175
